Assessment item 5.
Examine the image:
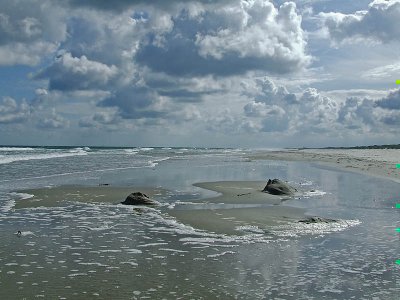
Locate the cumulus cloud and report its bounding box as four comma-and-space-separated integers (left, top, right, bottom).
0, 41, 58, 66
244, 101, 289, 132
79, 111, 120, 128
0, 97, 30, 124
253, 77, 298, 104
375, 89, 400, 110
99, 85, 169, 120
137, 0, 310, 76
297, 88, 339, 131
35, 52, 118, 91
37, 110, 69, 129
196, 2, 308, 67
380, 110, 400, 125
2, 0, 399, 146
241, 78, 292, 133
319, 0, 400, 43
240, 77, 400, 135
0, 0, 66, 66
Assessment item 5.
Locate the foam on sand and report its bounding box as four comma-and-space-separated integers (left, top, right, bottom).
167, 181, 355, 237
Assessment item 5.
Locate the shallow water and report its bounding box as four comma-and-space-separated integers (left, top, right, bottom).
0, 147, 400, 299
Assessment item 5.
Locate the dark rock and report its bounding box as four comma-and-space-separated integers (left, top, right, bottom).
121, 192, 159, 206
298, 217, 337, 224
262, 179, 297, 195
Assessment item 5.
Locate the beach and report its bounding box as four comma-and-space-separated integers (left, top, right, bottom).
250, 148, 400, 183
0, 147, 399, 299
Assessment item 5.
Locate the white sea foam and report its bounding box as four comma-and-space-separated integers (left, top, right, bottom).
138, 242, 169, 248
120, 261, 138, 266
207, 251, 236, 258
235, 225, 265, 234
0, 150, 88, 164
9, 192, 34, 200
270, 219, 361, 237
1, 199, 15, 212
0, 164, 159, 182
14, 231, 36, 237
159, 248, 188, 253
303, 190, 327, 197
124, 149, 139, 155
0, 147, 36, 151
148, 157, 170, 168
299, 180, 313, 186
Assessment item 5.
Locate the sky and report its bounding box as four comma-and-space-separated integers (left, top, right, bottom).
0, 0, 399, 148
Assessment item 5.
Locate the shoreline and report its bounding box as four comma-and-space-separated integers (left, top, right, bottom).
248, 149, 400, 184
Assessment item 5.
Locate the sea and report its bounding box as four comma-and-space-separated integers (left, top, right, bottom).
0, 146, 399, 299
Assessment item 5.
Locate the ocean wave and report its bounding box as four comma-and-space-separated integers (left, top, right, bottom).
0, 163, 163, 182
69, 147, 90, 153
0, 150, 88, 164
0, 147, 36, 151
124, 149, 139, 155
148, 157, 170, 168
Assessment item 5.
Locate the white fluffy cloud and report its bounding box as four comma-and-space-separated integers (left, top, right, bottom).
196, 1, 310, 71
319, 0, 400, 43
136, 0, 311, 76
37, 109, 69, 129
35, 52, 118, 91
1, 0, 399, 146
241, 77, 400, 136
0, 0, 67, 66
0, 97, 30, 124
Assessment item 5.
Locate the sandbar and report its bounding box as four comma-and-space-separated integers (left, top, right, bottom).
168, 181, 305, 235
12, 185, 167, 209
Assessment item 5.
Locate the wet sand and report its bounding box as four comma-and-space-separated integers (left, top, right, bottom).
12, 149, 386, 236
193, 181, 293, 204
12, 185, 167, 209
169, 181, 305, 235
12, 180, 309, 235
